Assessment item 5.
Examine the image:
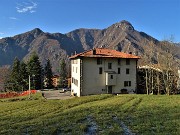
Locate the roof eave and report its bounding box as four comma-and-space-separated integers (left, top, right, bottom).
70, 55, 140, 59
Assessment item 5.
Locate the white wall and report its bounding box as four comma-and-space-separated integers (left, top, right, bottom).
71, 57, 137, 96
178, 70, 180, 89
71, 59, 81, 96
81, 57, 137, 96
115, 58, 137, 93
81, 57, 106, 96
106, 73, 117, 86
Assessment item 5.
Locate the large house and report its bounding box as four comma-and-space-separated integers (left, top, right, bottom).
70, 48, 140, 97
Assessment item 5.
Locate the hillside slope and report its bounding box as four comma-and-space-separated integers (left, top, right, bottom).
0, 94, 179, 134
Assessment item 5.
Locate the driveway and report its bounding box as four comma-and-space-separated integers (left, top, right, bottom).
42, 90, 73, 100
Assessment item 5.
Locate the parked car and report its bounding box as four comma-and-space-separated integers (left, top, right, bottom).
63, 88, 71, 92
59, 88, 71, 93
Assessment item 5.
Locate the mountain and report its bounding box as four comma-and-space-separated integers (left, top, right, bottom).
0, 20, 179, 73
0, 28, 82, 72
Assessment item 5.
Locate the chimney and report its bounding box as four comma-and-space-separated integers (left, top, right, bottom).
93, 49, 96, 55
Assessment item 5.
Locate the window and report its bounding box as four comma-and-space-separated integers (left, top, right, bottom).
75, 59, 77, 64
72, 77, 74, 83
76, 67, 78, 73
118, 58, 121, 65
124, 81, 131, 87
99, 67, 102, 74
73, 66, 74, 72
126, 59, 130, 65
108, 63, 112, 69
72, 59, 77, 64
97, 58, 102, 65
102, 89, 106, 92
110, 75, 113, 79
75, 79, 78, 86
118, 68, 120, 74
126, 68, 130, 74
72, 77, 78, 86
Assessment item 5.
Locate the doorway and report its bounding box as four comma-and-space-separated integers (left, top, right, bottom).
108, 86, 112, 94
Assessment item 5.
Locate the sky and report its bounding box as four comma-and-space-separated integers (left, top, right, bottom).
0, 0, 180, 42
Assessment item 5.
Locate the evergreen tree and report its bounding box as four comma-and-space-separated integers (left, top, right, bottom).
27, 52, 42, 90
9, 57, 21, 91
44, 59, 53, 89
59, 59, 67, 87
19, 61, 29, 90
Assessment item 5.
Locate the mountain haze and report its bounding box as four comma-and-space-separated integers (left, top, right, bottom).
0, 20, 179, 72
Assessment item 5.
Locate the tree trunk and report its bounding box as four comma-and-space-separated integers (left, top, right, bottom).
145, 69, 149, 95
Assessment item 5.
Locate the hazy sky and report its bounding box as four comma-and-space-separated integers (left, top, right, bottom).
0, 0, 180, 42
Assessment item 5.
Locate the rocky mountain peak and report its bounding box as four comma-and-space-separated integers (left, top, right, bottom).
29, 28, 43, 37
31, 28, 43, 33
114, 20, 134, 31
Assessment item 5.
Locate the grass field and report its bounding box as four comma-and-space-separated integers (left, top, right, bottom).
0, 93, 179, 135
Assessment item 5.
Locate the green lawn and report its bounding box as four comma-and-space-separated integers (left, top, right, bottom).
0, 93, 179, 135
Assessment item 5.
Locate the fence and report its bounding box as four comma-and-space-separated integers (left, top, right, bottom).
0, 90, 37, 99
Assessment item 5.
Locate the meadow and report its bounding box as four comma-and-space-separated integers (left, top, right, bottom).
0, 93, 179, 135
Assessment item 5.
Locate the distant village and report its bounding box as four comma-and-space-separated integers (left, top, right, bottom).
0, 48, 179, 97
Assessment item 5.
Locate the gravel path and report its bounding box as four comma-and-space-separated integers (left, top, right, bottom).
42, 90, 73, 100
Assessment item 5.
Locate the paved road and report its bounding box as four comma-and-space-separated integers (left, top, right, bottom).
42, 90, 73, 100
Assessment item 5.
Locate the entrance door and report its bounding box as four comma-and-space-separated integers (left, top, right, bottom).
108, 86, 112, 94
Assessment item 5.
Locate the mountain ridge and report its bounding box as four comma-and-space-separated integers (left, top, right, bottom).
0, 20, 179, 73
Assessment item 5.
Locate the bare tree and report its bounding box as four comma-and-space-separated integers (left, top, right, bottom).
0, 66, 10, 92
158, 38, 179, 95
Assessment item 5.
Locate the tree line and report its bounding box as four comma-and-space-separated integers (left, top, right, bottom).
4, 53, 54, 91
137, 38, 180, 95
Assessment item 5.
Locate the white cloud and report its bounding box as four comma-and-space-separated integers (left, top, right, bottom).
16, 1, 37, 13
30, 10, 36, 13
9, 17, 18, 20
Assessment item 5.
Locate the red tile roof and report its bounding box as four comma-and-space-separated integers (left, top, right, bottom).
70, 48, 140, 59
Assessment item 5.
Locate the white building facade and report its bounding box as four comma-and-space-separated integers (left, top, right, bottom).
70, 48, 140, 97
177, 70, 180, 90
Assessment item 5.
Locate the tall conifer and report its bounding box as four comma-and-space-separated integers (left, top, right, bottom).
27, 52, 42, 90
19, 61, 29, 90
9, 57, 21, 91
59, 59, 67, 87
44, 59, 53, 89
